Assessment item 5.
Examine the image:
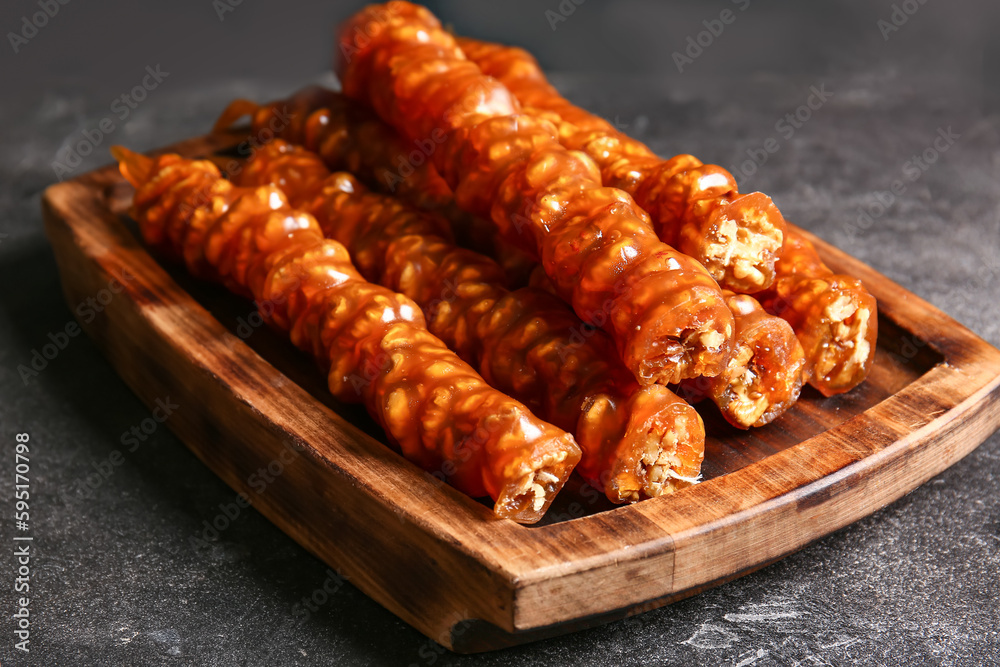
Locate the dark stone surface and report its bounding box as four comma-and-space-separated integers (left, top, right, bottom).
1, 1, 998, 665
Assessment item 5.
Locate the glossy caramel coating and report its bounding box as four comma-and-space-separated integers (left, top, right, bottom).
113, 146, 581, 523
456, 36, 876, 396
233, 140, 705, 502
214, 87, 537, 287
758, 230, 878, 396
680, 292, 805, 429
335, 2, 734, 386
458, 37, 786, 294
533, 262, 804, 429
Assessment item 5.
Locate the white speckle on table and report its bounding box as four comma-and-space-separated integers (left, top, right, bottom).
680, 622, 740, 649
146, 629, 182, 656
724, 600, 809, 623
733, 647, 770, 667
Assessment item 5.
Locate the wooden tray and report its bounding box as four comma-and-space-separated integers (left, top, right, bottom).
42, 132, 1000, 653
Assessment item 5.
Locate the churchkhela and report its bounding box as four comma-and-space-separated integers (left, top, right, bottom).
455, 36, 876, 395
457, 37, 786, 294
111, 145, 581, 523
335, 1, 736, 388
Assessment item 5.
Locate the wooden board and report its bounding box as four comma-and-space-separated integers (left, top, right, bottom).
42, 132, 1000, 653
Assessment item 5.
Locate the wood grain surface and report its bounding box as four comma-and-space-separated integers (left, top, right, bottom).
41, 133, 1000, 652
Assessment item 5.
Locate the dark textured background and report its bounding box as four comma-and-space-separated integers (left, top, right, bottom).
2, 1, 999, 665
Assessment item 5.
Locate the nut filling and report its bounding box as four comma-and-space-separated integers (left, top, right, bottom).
720, 344, 771, 428
628, 421, 702, 502
816, 295, 872, 385
702, 211, 783, 290
643, 324, 733, 386
510, 450, 570, 513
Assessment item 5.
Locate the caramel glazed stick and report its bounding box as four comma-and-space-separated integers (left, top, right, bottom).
111, 145, 581, 524
213, 86, 538, 288
458, 37, 786, 294
336, 2, 737, 389
229, 139, 705, 502
459, 37, 877, 396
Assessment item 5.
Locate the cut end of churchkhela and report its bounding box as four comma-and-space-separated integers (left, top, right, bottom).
713, 341, 803, 429
606, 385, 705, 503
763, 273, 878, 397
495, 442, 580, 523
710, 293, 807, 429
685, 192, 786, 294
621, 277, 735, 387
631, 324, 733, 387
804, 276, 878, 397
